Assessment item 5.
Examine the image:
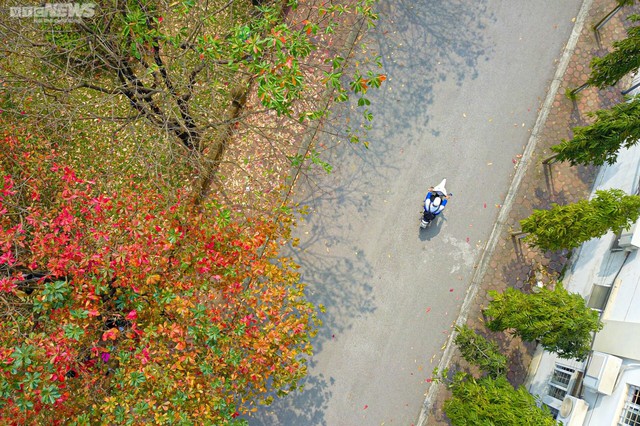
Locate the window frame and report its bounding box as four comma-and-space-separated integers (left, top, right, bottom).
619, 385, 640, 426
547, 364, 576, 403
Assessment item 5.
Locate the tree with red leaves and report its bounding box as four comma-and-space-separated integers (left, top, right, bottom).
0, 127, 317, 424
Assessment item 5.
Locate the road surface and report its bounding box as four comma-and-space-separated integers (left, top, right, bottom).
251, 0, 584, 424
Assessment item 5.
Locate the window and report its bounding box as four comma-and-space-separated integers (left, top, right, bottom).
551, 367, 573, 387
547, 364, 575, 402
587, 283, 610, 311
620, 385, 640, 426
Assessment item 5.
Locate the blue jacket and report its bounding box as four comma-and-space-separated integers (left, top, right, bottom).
424, 191, 447, 215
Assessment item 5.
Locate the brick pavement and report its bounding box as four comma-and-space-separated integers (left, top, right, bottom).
423, 0, 640, 424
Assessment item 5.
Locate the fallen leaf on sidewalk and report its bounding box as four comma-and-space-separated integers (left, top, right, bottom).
426, 307, 431, 313
364, 405, 368, 410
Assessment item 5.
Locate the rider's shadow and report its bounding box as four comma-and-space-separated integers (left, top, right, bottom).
418, 215, 446, 241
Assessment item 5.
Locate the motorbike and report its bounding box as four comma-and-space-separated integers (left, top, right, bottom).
420, 178, 450, 229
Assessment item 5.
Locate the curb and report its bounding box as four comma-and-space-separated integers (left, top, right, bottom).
416, 0, 595, 423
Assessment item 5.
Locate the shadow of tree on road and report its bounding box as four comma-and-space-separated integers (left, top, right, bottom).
248, 1, 494, 424
249, 374, 333, 426
362, 0, 493, 140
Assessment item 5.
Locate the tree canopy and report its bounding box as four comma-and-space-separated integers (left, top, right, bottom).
551, 96, 640, 166
0, 124, 318, 424
0, 0, 381, 140
0, 0, 386, 422
453, 325, 507, 379
520, 189, 640, 251
484, 285, 602, 361
444, 374, 558, 426
552, 8, 640, 167
0, 0, 383, 203
588, 14, 640, 88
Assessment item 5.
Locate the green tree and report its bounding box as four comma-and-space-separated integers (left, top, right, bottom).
550, 96, 640, 166
0, 0, 383, 202
453, 325, 507, 378
551, 8, 640, 168
520, 189, 640, 251
588, 14, 640, 88
484, 285, 603, 361
444, 374, 558, 426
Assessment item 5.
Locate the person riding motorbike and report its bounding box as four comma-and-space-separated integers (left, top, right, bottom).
424, 189, 448, 216
421, 178, 450, 228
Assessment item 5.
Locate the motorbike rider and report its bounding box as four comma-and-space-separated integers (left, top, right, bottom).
424, 186, 449, 216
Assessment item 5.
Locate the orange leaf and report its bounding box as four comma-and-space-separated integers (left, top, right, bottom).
102, 328, 119, 341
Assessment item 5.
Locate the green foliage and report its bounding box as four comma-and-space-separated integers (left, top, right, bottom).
551, 96, 640, 166
1, 0, 384, 158
444, 374, 558, 426
589, 15, 640, 88
521, 189, 640, 251
453, 325, 507, 378
484, 285, 603, 360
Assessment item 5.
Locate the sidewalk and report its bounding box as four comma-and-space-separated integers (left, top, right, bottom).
423, 0, 640, 424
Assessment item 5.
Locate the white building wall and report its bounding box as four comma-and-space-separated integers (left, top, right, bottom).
582, 362, 640, 425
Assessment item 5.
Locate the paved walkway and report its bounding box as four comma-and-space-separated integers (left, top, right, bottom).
424, 0, 640, 424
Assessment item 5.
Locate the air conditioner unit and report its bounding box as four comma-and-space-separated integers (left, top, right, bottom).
582, 352, 622, 395
616, 218, 640, 250
556, 395, 588, 426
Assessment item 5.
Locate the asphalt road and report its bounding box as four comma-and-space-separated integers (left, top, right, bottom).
251, 0, 583, 424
